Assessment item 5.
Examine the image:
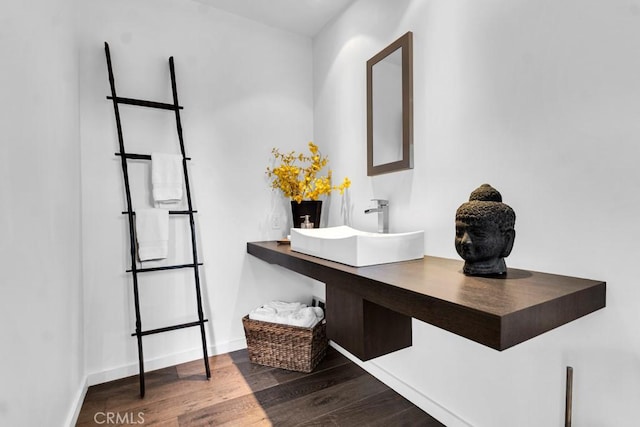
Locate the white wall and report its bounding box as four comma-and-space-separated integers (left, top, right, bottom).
78, 0, 319, 383
314, 0, 640, 425
0, 0, 84, 426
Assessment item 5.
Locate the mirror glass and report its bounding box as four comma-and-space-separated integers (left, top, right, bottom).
367, 32, 413, 176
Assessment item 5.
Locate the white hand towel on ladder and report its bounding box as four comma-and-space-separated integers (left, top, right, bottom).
151, 152, 183, 204
136, 208, 169, 261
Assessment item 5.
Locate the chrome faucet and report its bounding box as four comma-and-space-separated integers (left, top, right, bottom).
364, 199, 389, 233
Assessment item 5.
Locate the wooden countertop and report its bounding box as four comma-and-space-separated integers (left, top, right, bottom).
247, 241, 606, 351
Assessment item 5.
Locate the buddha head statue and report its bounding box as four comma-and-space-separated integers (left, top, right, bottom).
455, 184, 516, 277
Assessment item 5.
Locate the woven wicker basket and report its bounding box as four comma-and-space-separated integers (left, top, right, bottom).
242, 315, 328, 373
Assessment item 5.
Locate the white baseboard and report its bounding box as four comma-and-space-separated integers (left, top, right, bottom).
329, 341, 473, 427
65, 377, 89, 427
86, 338, 247, 386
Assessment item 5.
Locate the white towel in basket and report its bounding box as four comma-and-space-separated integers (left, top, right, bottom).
249, 302, 324, 328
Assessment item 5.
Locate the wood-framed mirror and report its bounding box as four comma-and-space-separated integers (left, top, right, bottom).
367, 31, 413, 176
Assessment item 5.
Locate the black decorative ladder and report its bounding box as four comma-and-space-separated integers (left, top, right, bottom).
104, 42, 211, 398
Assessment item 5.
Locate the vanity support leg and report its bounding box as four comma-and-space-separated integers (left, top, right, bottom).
326, 285, 412, 361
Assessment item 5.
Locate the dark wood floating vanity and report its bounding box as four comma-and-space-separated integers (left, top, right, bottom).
247, 241, 606, 360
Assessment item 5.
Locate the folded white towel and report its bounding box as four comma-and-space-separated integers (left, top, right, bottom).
311, 306, 324, 321
135, 208, 169, 261
288, 307, 318, 328
151, 152, 183, 204
248, 306, 277, 323
275, 310, 298, 325
265, 301, 304, 312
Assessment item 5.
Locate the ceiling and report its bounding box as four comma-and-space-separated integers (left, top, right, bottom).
192, 0, 358, 37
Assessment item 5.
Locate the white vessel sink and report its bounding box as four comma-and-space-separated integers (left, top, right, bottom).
290, 226, 424, 267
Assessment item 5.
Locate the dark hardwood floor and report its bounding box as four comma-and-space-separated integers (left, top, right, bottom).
77, 346, 445, 426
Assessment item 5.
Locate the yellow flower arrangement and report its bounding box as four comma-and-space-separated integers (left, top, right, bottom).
266, 142, 351, 204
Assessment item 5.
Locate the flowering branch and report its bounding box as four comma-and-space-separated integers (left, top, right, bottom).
266, 142, 351, 203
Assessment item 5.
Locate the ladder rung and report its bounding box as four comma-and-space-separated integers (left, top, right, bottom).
133, 319, 208, 337
122, 210, 198, 215
115, 152, 191, 161
127, 263, 203, 273
107, 96, 183, 110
